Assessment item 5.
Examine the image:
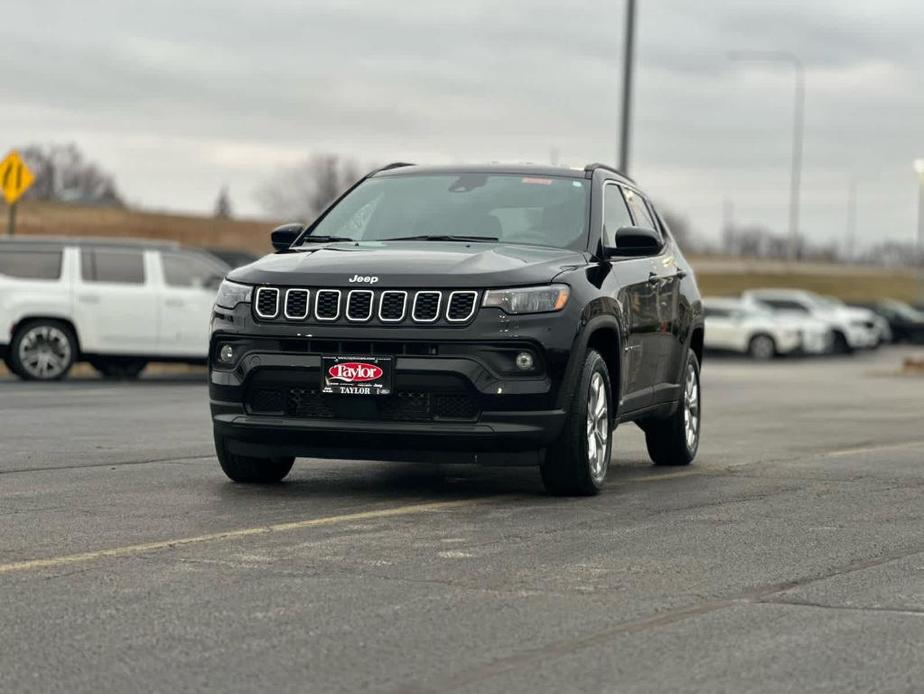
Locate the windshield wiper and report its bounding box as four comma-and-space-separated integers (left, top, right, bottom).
299, 235, 354, 244
381, 234, 499, 243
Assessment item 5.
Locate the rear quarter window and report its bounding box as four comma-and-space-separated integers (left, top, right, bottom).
0, 249, 63, 280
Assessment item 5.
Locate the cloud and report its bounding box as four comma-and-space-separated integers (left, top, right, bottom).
2, 0, 922, 249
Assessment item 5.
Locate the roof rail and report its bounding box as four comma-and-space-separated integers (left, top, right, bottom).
583, 162, 635, 183
368, 162, 415, 175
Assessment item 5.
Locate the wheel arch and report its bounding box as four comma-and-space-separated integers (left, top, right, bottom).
12, 315, 82, 355
558, 316, 624, 417
690, 323, 704, 366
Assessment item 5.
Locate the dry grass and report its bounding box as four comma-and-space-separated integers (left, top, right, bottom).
694, 269, 919, 302
12, 200, 280, 256
6, 201, 919, 302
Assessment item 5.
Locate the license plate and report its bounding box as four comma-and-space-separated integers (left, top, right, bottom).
321, 356, 393, 396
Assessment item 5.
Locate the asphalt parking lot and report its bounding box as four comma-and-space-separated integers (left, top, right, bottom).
2, 348, 923, 693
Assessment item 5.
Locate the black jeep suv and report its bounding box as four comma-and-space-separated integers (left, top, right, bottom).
209, 163, 704, 495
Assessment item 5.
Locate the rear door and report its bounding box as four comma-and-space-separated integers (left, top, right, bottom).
75, 247, 159, 354
155, 250, 226, 356
602, 182, 657, 412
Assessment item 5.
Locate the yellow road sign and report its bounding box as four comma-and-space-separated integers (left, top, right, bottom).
0, 150, 35, 205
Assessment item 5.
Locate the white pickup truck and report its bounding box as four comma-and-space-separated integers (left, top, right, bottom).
0, 237, 234, 380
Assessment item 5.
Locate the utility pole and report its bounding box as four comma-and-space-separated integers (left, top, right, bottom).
916, 160, 924, 304
618, 0, 637, 175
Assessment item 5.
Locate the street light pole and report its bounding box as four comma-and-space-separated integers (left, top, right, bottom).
618, 0, 637, 175
915, 160, 924, 304
728, 51, 805, 263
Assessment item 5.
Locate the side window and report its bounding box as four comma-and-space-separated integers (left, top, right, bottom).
623, 189, 657, 231
81, 249, 145, 284
0, 249, 62, 280
760, 299, 809, 313
602, 184, 634, 247
162, 252, 223, 288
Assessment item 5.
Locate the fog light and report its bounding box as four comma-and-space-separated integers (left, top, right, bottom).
219, 344, 234, 363
515, 351, 534, 371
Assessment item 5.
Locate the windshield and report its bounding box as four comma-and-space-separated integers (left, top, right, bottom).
301, 173, 590, 251
882, 299, 924, 321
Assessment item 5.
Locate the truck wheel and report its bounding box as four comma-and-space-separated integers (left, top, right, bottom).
747, 334, 776, 360
9, 320, 77, 381
644, 350, 701, 466
540, 350, 612, 496
214, 429, 295, 483
91, 357, 148, 380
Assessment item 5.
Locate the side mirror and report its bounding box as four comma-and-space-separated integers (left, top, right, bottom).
605, 226, 663, 257
271, 223, 305, 252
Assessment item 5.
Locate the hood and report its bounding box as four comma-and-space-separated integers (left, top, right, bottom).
228, 241, 587, 288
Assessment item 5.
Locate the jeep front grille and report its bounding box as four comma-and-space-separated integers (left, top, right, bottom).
251, 287, 481, 326
284, 289, 309, 320
447, 291, 478, 322
346, 290, 374, 322
314, 290, 341, 320
254, 287, 279, 319
412, 291, 441, 322
379, 291, 407, 321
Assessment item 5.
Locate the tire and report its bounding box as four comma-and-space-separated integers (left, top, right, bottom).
540, 350, 612, 496
91, 357, 148, 380
9, 319, 77, 381
747, 334, 776, 361
832, 331, 852, 355
644, 350, 701, 467
214, 429, 295, 483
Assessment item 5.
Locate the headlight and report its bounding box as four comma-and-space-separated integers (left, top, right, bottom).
215, 279, 253, 309
482, 284, 570, 315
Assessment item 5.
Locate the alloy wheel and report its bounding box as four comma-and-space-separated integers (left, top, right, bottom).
586, 371, 609, 482
18, 325, 72, 379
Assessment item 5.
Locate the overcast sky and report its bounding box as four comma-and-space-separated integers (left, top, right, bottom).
4, 0, 923, 249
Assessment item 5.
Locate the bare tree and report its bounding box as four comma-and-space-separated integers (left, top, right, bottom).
20, 143, 124, 207
257, 153, 362, 221
214, 185, 233, 218
659, 208, 695, 251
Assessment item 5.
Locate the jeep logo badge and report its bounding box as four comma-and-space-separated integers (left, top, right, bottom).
349, 275, 379, 284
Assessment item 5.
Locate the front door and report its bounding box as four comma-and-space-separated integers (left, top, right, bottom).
156, 250, 226, 357
602, 182, 660, 412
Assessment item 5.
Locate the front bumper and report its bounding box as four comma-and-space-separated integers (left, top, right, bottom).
209, 302, 580, 464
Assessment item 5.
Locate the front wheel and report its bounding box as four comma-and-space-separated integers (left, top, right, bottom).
643, 350, 701, 466
540, 350, 612, 496
214, 429, 295, 483
747, 334, 776, 361
9, 320, 77, 381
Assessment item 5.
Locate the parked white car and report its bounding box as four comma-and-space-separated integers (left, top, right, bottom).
0, 237, 231, 380
741, 289, 879, 353
704, 298, 830, 359
818, 295, 891, 345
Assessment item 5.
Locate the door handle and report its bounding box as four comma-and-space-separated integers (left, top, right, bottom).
165, 299, 184, 308
78, 294, 100, 304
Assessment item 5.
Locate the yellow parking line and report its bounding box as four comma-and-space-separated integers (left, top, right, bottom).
824, 440, 924, 458
0, 499, 482, 576
0, 469, 708, 576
